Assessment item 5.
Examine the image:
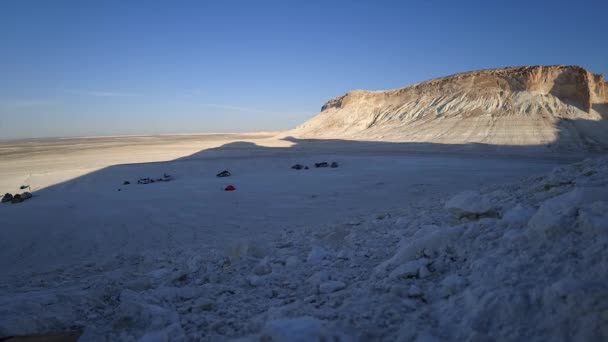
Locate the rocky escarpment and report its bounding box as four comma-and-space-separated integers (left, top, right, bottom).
292, 65, 608, 151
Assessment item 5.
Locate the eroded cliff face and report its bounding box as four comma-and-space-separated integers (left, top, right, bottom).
292, 65, 608, 151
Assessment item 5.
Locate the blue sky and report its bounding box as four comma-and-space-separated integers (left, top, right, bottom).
1, 0, 607, 139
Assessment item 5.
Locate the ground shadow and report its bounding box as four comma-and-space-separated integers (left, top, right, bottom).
2, 115, 607, 199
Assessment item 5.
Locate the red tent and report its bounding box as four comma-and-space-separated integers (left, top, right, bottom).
225, 185, 236, 191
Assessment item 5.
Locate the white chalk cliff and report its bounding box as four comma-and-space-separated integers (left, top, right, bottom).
292, 65, 608, 151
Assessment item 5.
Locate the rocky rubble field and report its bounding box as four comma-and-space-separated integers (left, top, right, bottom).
1, 156, 607, 341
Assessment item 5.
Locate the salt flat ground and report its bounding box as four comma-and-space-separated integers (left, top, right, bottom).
0, 134, 577, 276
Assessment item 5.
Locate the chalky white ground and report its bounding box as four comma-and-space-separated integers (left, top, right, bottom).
0, 135, 606, 341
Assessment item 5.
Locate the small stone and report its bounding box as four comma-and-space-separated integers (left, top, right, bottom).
123, 181, 130, 185
389, 261, 420, 279
307, 245, 329, 263
440, 275, 466, 298
276, 241, 294, 248
307, 270, 330, 285
195, 298, 214, 311
407, 285, 423, 298
285, 256, 299, 268
401, 298, 418, 310
260, 288, 274, 298
422, 249, 433, 258
247, 275, 265, 287
253, 257, 272, 276
336, 250, 350, 260
318, 280, 346, 293
418, 265, 431, 279
125, 277, 152, 291
376, 213, 391, 220
390, 286, 408, 298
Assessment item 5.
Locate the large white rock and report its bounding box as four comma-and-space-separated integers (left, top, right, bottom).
528, 187, 608, 239
445, 190, 495, 217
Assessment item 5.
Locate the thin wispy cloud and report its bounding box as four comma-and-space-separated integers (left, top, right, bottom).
198, 103, 312, 116
0, 99, 58, 108
199, 103, 269, 113
66, 90, 140, 97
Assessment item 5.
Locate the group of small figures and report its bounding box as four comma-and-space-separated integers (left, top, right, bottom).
291, 162, 339, 170
2, 186, 33, 204
120, 173, 174, 186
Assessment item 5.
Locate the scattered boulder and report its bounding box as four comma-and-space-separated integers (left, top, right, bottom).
217, 170, 231, 177
225, 185, 236, 191
389, 260, 422, 279
445, 190, 497, 219
304, 166, 309, 170
21, 192, 32, 200
330, 162, 339, 168
246, 275, 265, 287
291, 164, 304, 170
123, 181, 130, 185
19, 185, 30, 190
252, 257, 272, 276
11, 194, 23, 204
2, 193, 13, 203
307, 245, 329, 263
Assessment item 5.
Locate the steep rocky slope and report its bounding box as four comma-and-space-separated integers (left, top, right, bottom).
2, 156, 607, 341
291, 65, 608, 151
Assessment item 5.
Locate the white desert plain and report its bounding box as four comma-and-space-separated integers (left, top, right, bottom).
1, 65, 608, 341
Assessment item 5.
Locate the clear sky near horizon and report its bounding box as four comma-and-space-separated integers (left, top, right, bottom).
1, 0, 607, 139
